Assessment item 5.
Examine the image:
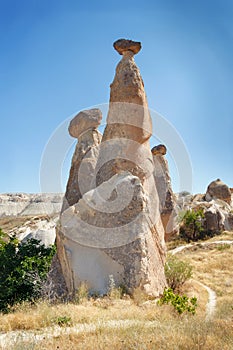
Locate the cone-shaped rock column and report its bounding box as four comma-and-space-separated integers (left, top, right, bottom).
56, 39, 167, 297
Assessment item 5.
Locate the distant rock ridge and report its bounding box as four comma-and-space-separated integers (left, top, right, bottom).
0, 193, 63, 218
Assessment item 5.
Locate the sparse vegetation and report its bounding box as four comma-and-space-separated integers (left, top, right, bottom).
165, 254, 193, 291
179, 208, 205, 241
0, 227, 232, 349
158, 287, 197, 315
0, 229, 56, 312
52, 315, 72, 327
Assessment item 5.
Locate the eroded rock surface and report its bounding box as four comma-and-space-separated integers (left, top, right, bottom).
56, 39, 167, 297
61, 109, 102, 212
152, 145, 178, 240
205, 179, 232, 205
177, 181, 233, 234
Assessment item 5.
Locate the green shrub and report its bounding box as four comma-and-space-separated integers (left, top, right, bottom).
158, 287, 197, 315
0, 230, 56, 312
179, 209, 205, 241
52, 315, 72, 327
165, 254, 192, 291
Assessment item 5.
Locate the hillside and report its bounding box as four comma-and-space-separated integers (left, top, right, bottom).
0, 229, 232, 349
0, 193, 63, 218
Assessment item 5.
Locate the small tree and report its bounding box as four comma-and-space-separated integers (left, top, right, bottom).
165, 254, 192, 291
179, 209, 205, 241
0, 230, 56, 312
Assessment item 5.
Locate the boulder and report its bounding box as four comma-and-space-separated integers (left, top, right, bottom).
69, 108, 102, 138
205, 179, 232, 205
113, 38, 141, 55
178, 191, 233, 235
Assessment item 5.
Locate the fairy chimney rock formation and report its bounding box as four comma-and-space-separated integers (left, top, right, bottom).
96, 39, 153, 187
152, 145, 178, 240
57, 39, 167, 297
61, 109, 102, 212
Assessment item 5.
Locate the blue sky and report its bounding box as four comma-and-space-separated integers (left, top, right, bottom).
0, 0, 232, 194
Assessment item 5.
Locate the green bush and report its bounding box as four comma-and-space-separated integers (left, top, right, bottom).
179, 209, 205, 241
158, 288, 197, 315
0, 229, 56, 312
165, 254, 192, 291
52, 316, 72, 327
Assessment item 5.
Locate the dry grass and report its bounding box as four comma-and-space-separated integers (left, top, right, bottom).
0, 231, 233, 349
4, 315, 233, 350
178, 241, 233, 313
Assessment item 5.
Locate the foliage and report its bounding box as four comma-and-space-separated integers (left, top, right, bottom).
165, 254, 192, 291
52, 315, 72, 327
179, 209, 205, 241
0, 230, 56, 312
216, 243, 231, 251
158, 287, 197, 315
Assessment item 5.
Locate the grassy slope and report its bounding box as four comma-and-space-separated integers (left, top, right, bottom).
0, 221, 232, 349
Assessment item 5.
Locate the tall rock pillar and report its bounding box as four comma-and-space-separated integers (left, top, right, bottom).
57, 39, 167, 297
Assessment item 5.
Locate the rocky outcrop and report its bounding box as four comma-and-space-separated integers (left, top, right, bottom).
0, 193, 63, 218
61, 109, 102, 212
56, 39, 167, 297
59, 172, 166, 294
205, 179, 232, 205
177, 181, 233, 235
152, 145, 178, 240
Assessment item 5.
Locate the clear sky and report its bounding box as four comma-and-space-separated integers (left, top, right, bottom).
0, 0, 232, 194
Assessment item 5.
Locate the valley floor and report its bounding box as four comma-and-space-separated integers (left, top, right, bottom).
0, 231, 233, 350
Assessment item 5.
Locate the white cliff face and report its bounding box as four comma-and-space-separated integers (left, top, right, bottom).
0, 193, 63, 247
0, 193, 63, 218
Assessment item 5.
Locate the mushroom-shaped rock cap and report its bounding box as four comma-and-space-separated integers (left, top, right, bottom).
69, 108, 102, 138
113, 39, 141, 55
151, 144, 167, 156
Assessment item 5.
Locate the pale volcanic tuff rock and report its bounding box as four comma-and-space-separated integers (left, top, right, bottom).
61, 109, 102, 212
60, 172, 166, 295
205, 179, 232, 205
68, 108, 102, 138
177, 181, 233, 234
96, 39, 152, 187
56, 39, 167, 297
0, 193, 63, 218
151, 145, 179, 241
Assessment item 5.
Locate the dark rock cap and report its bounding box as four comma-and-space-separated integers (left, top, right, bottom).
151, 144, 167, 156
113, 39, 141, 55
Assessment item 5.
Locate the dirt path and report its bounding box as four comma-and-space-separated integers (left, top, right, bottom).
169, 240, 232, 320
0, 320, 158, 349
194, 281, 217, 320
170, 240, 233, 255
